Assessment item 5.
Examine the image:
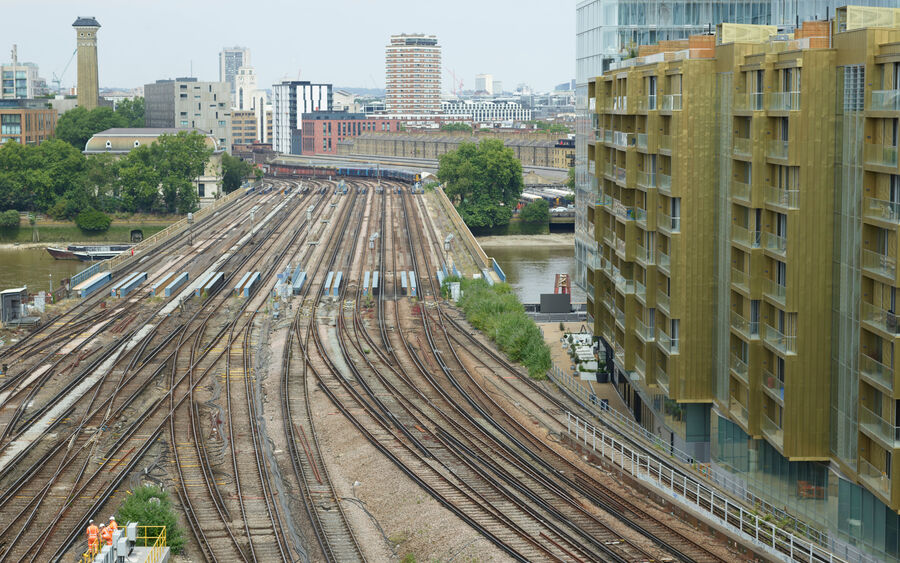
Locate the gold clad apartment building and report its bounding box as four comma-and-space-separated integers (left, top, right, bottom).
585, 6, 900, 560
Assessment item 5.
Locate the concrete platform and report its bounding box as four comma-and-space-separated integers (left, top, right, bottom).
94, 546, 169, 563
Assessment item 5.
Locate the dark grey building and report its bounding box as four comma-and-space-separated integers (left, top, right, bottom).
144, 78, 232, 153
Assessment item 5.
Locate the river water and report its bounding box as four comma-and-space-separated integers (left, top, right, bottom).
0, 247, 88, 292
478, 238, 583, 305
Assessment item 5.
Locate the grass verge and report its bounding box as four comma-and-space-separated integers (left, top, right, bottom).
443, 276, 550, 379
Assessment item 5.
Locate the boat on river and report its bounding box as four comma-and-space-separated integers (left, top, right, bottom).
46, 244, 134, 261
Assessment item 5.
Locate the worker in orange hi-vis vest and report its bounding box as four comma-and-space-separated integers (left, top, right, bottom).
108, 516, 118, 535
100, 524, 113, 547
86, 520, 99, 554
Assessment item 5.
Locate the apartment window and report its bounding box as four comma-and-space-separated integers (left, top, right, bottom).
198, 183, 205, 197
670, 198, 681, 232
775, 260, 787, 288
778, 117, 789, 142
775, 212, 787, 241
647, 76, 657, 109
670, 319, 679, 352
750, 300, 760, 335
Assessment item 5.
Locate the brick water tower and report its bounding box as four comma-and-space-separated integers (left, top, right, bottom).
72, 16, 100, 110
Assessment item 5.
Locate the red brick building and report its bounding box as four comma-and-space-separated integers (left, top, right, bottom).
300, 111, 400, 154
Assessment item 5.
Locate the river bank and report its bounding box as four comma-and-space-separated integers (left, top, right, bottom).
477, 233, 574, 249
0, 218, 177, 244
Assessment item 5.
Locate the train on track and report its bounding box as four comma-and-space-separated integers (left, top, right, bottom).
265, 163, 421, 184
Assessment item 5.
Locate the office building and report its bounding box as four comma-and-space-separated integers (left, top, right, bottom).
300, 111, 400, 155
441, 99, 531, 126
73, 16, 100, 110
219, 46, 249, 96
144, 78, 232, 153
271, 81, 332, 154
475, 73, 493, 95
0, 99, 56, 145
385, 34, 441, 115
2, 46, 49, 100
584, 7, 900, 560
231, 110, 258, 146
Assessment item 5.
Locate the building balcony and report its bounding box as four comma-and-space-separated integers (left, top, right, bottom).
656, 365, 670, 392
657, 212, 680, 234
656, 289, 671, 314
729, 396, 750, 428
602, 227, 615, 246
616, 237, 626, 255
613, 200, 634, 221
733, 136, 752, 157
657, 249, 671, 273
614, 341, 626, 365
658, 135, 672, 154
613, 131, 634, 149
634, 279, 647, 302
730, 352, 749, 385
657, 328, 679, 355
761, 412, 785, 449
634, 354, 646, 380
660, 94, 682, 111
861, 249, 896, 281
635, 318, 655, 342
636, 243, 654, 266
604, 129, 614, 144
602, 290, 615, 313
766, 91, 801, 111
859, 405, 900, 449
635, 207, 649, 229
603, 161, 614, 178
871, 89, 900, 112
733, 92, 764, 112
731, 224, 761, 249
732, 180, 752, 202
764, 232, 787, 256
763, 279, 787, 307
861, 301, 900, 336
731, 310, 759, 339
637, 170, 656, 189
636, 132, 648, 150
731, 268, 749, 292
613, 96, 628, 113
657, 172, 672, 194
859, 353, 893, 393
864, 144, 899, 168
614, 272, 634, 295
615, 166, 627, 184
764, 323, 795, 355
859, 457, 891, 498
614, 305, 626, 328
767, 139, 789, 160
765, 187, 799, 210
762, 368, 785, 404
864, 197, 900, 225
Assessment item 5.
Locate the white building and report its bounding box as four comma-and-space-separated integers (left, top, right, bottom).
219, 46, 249, 96
1, 46, 48, 99
440, 99, 531, 126
385, 34, 441, 115
272, 81, 332, 154
475, 73, 493, 95
233, 66, 268, 142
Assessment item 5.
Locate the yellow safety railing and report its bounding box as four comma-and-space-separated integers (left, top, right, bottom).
137, 525, 167, 563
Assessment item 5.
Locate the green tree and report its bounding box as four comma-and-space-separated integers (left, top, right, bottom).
115, 97, 145, 127
520, 199, 549, 223
440, 122, 473, 132
55, 106, 127, 150
566, 166, 575, 190
117, 148, 161, 213
75, 208, 111, 231
0, 209, 20, 229
149, 132, 212, 213
221, 153, 254, 193
437, 138, 523, 229
116, 485, 185, 554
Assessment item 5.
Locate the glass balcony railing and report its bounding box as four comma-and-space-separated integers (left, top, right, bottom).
733, 92, 764, 111
864, 144, 899, 168
657, 249, 671, 272
732, 180, 751, 201
656, 290, 671, 313
767, 139, 789, 160
636, 243, 654, 265
634, 279, 646, 301
864, 197, 900, 224
871, 89, 900, 112
731, 310, 758, 339
614, 306, 626, 327
657, 329, 678, 355
765, 187, 799, 209
729, 397, 750, 427
764, 232, 787, 255
767, 91, 801, 111
635, 318, 655, 341
730, 352, 749, 384
634, 354, 646, 379
614, 342, 625, 365
613, 131, 634, 148
602, 228, 615, 245
615, 166, 627, 184
634, 207, 647, 227
603, 162, 614, 178
585, 281, 595, 298
859, 457, 891, 497
637, 170, 656, 189
658, 135, 672, 153
657, 172, 672, 193
615, 275, 634, 295
613, 200, 634, 220
636, 133, 648, 149
656, 365, 670, 391
761, 413, 784, 448
764, 323, 795, 354
763, 279, 787, 306
613, 96, 628, 112
731, 224, 761, 248
859, 405, 900, 448
657, 212, 680, 234
862, 249, 897, 280
661, 94, 682, 111
861, 300, 900, 335
646, 94, 657, 110
616, 237, 626, 255
733, 137, 752, 156
731, 268, 749, 291
762, 368, 785, 403
604, 129, 613, 144
859, 353, 893, 391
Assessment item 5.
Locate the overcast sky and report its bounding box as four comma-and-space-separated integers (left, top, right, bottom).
3, 0, 576, 94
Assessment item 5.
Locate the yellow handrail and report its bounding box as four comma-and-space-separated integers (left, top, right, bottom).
136, 525, 167, 563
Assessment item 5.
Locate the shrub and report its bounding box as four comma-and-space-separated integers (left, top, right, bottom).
0, 210, 20, 229
519, 199, 549, 224
75, 208, 111, 232
116, 485, 185, 554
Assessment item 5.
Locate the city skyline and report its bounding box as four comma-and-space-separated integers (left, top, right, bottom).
1, 0, 576, 94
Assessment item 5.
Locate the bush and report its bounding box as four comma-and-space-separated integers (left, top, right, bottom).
447, 277, 551, 379
0, 210, 20, 229
520, 199, 549, 224
75, 208, 111, 232
116, 485, 185, 554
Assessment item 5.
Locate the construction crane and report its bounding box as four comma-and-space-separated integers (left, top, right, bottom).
445, 69, 463, 97
52, 48, 77, 94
